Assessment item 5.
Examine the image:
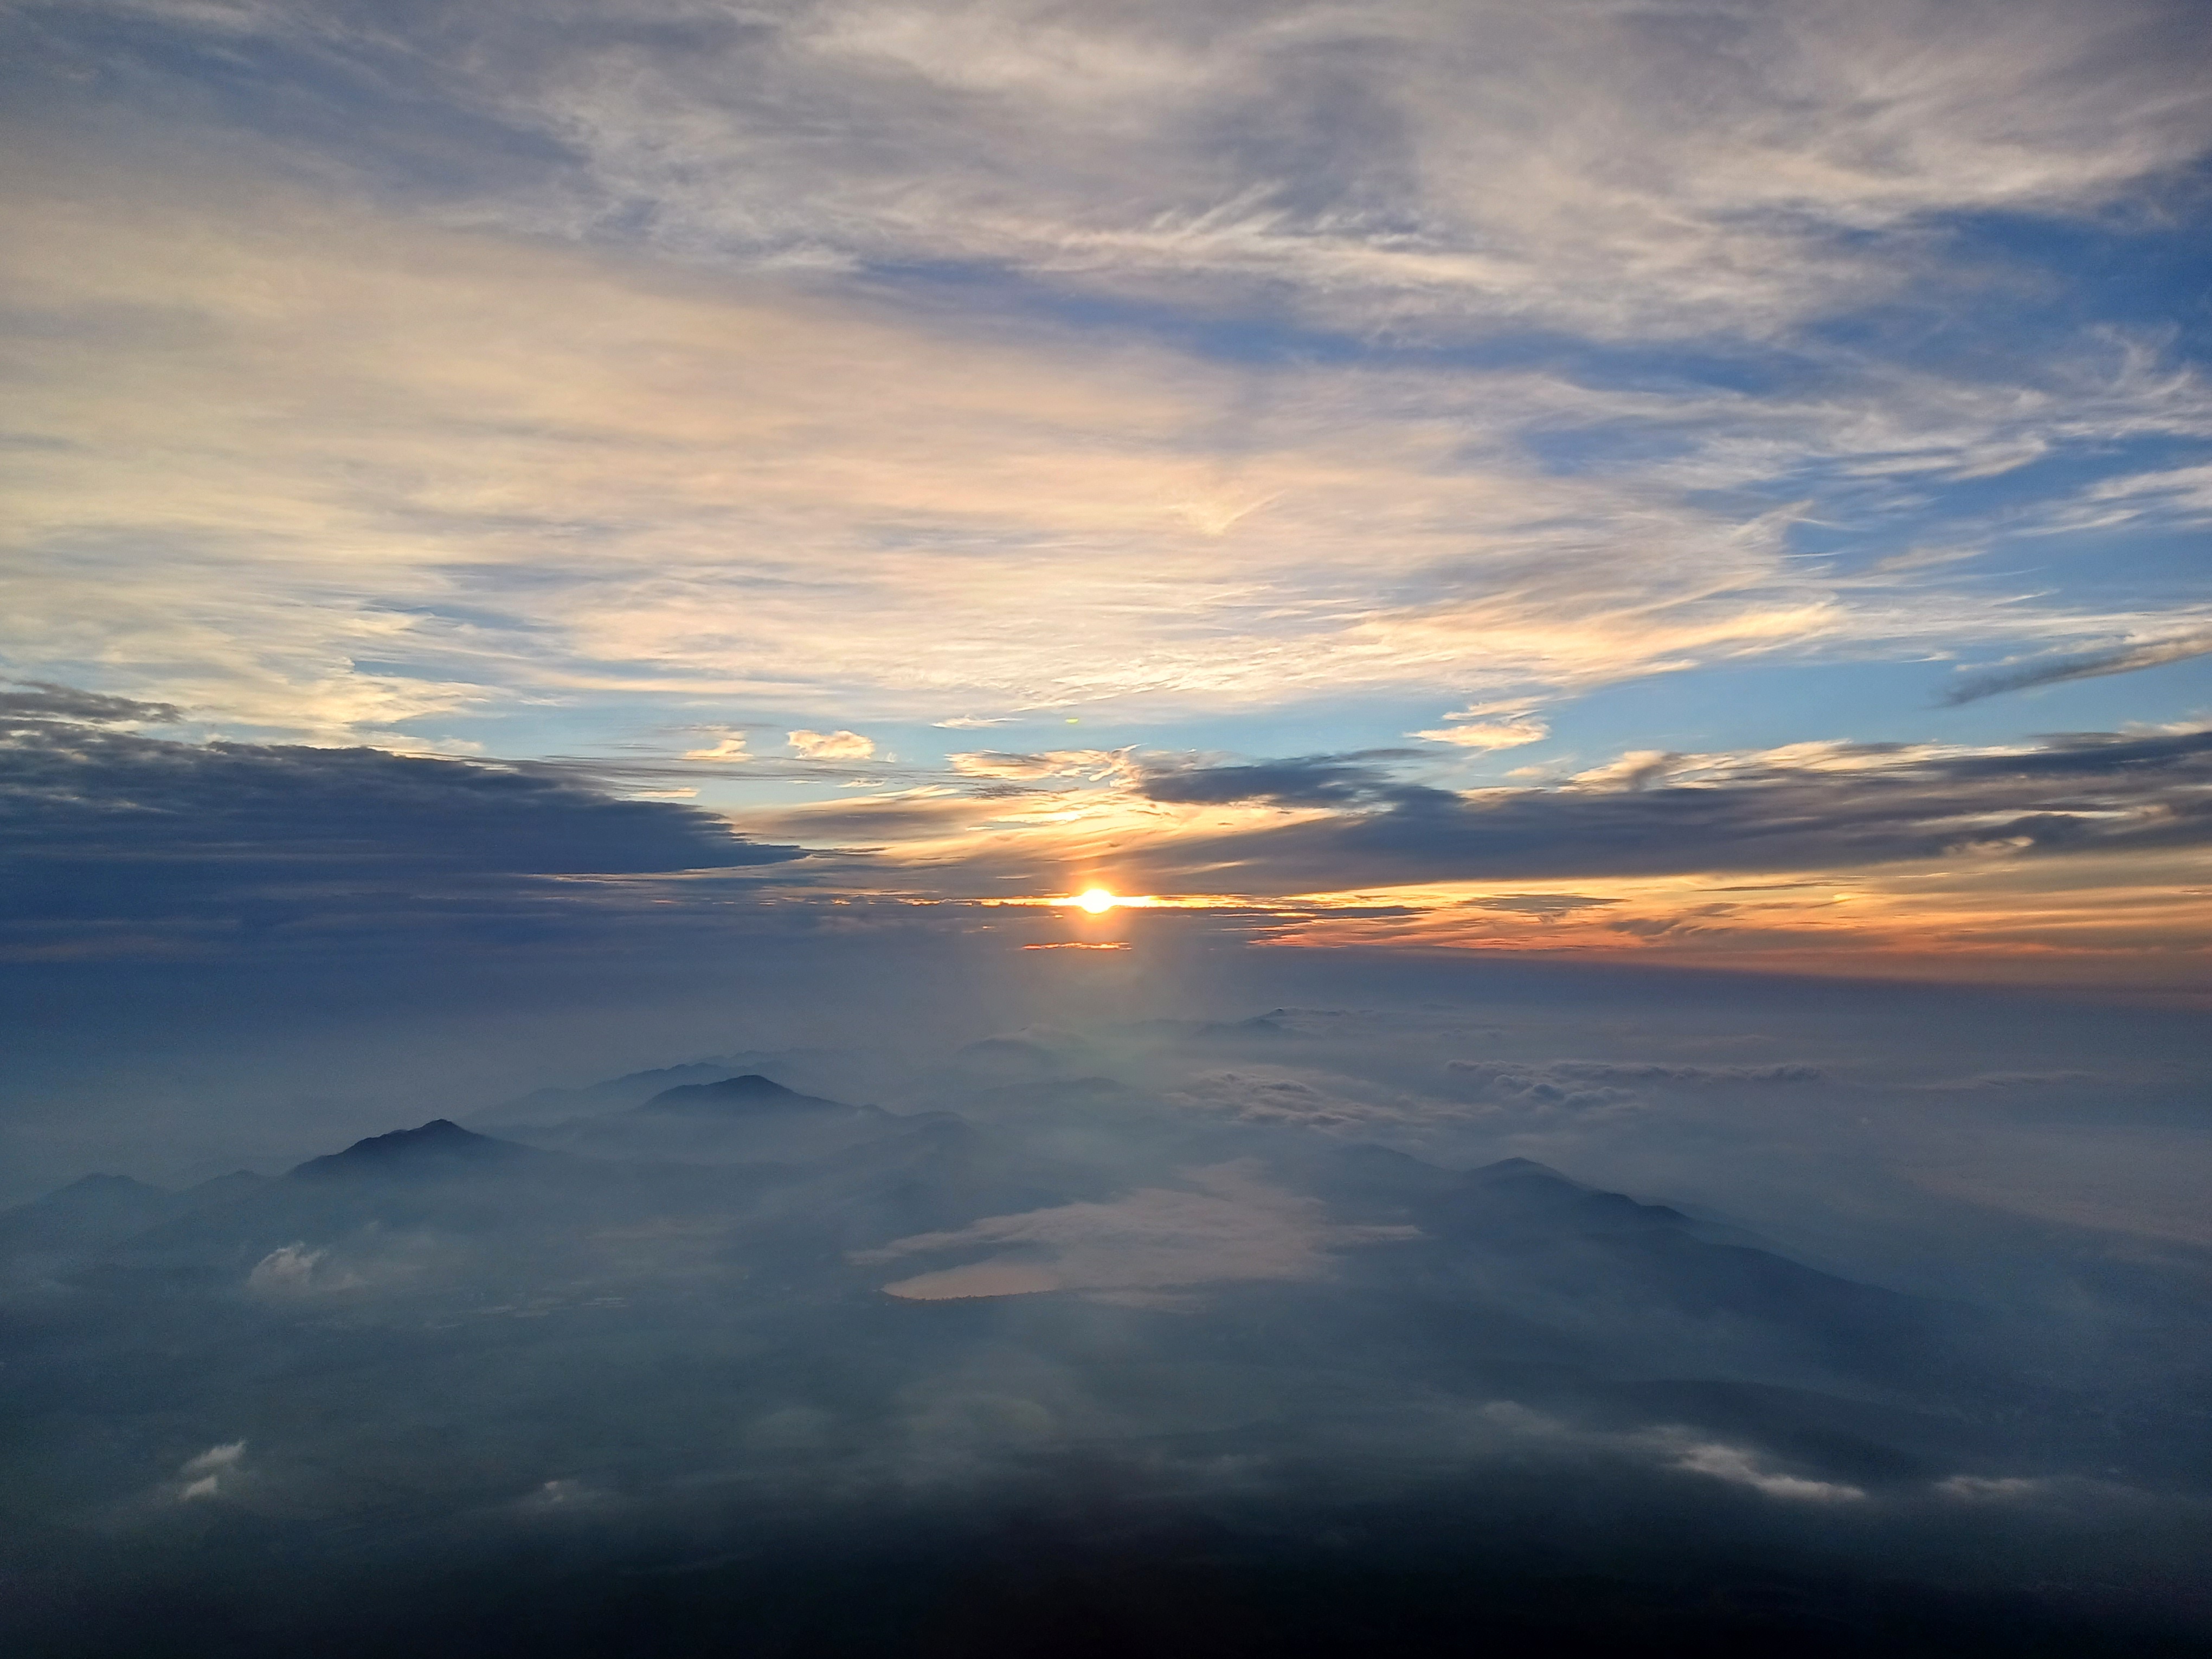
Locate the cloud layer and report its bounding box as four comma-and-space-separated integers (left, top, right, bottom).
4, 0, 2210, 751
1127, 729, 2212, 889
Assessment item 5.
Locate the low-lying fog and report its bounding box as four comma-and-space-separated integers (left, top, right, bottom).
4, 954, 2209, 1655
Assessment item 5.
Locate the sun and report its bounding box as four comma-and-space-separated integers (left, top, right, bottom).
1077, 888, 1117, 914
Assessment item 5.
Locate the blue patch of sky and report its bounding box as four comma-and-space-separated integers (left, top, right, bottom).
1709, 430, 2212, 592
864, 209, 2212, 414
1797, 211, 2212, 391
370, 596, 564, 637
1783, 428, 2208, 511
1912, 537, 2195, 619
1516, 421, 1711, 475
1915, 199, 2212, 351
1976, 526, 2212, 601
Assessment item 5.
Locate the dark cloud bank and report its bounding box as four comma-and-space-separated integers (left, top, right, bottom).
1131, 730, 2212, 888
0, 693, 801, 958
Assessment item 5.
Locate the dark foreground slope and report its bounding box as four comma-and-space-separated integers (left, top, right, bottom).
8, 1490, 2204, 1659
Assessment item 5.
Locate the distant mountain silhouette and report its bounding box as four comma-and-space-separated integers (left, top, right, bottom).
473, 1059, 747, 1126
15, 1097, 1954, 1400
491, 1075, 906, 1165
184, 1169, 274, 1208
290, 1119, 536, 1181
0, 1173, 184, 1252
0, 1168, 274, 1276
636, 1073, 885, 1120
1308, 1149, 1952, 1387
13, 1028, 2194, 1659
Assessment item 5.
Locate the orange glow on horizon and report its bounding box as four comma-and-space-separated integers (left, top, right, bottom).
1041, 886, 1160, 912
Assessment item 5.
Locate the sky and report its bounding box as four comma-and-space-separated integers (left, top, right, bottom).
5, 0, 2212, 1003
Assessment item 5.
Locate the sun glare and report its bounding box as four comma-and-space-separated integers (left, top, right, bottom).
1077, 888, 1117, 914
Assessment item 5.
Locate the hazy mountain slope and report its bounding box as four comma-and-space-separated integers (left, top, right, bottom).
507, 1074, 914, 1164
471, 1061, 747, 1127
5, 1085, 2203, 1658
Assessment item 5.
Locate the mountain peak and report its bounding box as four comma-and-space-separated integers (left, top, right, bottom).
1465, 1156, 1572, 1183
636, 1075, 868, 1117
290, 1119, 530, 1180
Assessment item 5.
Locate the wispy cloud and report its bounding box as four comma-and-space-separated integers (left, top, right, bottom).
4, 10, 2210, 749
174, 1439, 247, 1502
0, 681, 182, 726
949, 749, 1134, 785
1657, 1433, 1866, 1504
1941, 629, 2212, 704
1410, 715, 1549, 750
682, 731, 751, 761
91, 0, 2197, 339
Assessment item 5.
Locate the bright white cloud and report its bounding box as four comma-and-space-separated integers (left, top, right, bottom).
682, 731, 751, 761
788, 729, 877, 760
1652, 1431, 1868, 1503
246, 1242, 326, 1297
1411, 715, 1549, 750
181, 1441, 245, 1475
1478, 1407, 1874, 1504
175, 1439, 247, 1502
